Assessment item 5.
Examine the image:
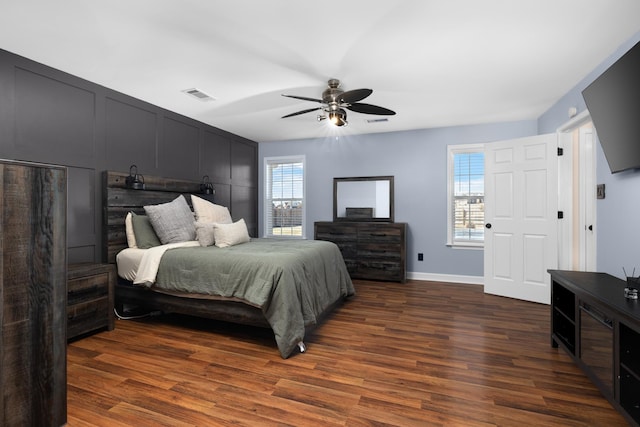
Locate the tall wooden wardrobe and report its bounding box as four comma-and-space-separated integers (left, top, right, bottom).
0, 160, 67, 426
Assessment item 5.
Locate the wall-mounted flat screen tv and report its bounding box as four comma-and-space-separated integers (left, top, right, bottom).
582, 40, 640, 174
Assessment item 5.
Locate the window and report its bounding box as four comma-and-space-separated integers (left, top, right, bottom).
447, 144, 484, 247
264, 156, 305, 238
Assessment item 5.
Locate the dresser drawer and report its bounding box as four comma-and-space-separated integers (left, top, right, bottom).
357, 225, 403, 244
315, 223, 357, 242
340, 256, 359, 276
333, 241, 356, 259
357, 260, 403, 281
357, 242, 402, 260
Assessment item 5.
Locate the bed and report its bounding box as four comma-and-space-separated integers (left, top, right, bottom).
103, 171, 355, 358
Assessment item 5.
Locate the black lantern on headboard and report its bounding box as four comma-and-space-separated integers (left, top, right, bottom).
200, 175, 215, 195
125, 165, 145, 190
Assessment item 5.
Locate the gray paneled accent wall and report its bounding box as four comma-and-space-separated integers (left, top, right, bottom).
0, 48, 258, 263
104, 97, 158, 172
14, 67, 97, 166
160, 117, 200, 179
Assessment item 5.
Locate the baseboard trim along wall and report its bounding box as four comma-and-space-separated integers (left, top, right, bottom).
407, 272, 483, 285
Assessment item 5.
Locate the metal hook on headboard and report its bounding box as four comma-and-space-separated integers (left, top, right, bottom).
200, 175, 215, 195
125, 165, 145, 190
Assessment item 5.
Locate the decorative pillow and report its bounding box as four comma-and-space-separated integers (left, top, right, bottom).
191, 194, 232, 224
130, 212, 162, 248
195, 221, 216, 247
125, 212, 137, 248
144, 195, 196, 244
213, 218, 250, 248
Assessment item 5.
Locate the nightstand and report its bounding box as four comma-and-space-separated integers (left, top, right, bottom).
67, 263, 116, 340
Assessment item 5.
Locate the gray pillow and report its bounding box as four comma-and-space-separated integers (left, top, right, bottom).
195, 221, 216, 247
144, 195, 196, 244
130, 212, 162, 248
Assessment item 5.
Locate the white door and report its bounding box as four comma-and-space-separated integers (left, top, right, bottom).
484, 134, 559, 304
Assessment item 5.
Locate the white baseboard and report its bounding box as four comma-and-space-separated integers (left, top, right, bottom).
407, 271, 484, 285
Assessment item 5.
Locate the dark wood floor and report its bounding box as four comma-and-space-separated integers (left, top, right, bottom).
67, 280, 628, 426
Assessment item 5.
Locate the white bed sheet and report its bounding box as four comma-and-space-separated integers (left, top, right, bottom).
116, 241, 200, 284
116, 248, 146, 282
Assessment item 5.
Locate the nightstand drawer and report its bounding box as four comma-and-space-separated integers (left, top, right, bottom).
68, 273, 109, 305
67, 298, 110, 338
67, 263, 116, 340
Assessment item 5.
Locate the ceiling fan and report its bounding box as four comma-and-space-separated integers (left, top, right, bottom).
281, 79, 395, 127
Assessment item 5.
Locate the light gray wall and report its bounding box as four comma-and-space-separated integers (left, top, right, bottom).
259, 120, 537, 278
538, 31, 640, 279
264, 30, 640, 281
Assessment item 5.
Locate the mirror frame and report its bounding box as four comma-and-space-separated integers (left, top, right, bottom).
333, 176, 394, 222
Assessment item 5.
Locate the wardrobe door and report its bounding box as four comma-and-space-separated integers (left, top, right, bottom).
0, 160, 67, 427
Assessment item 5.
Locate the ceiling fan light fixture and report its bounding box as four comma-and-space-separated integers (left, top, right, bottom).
329, 109, 348, 127
282, 79, 392, 126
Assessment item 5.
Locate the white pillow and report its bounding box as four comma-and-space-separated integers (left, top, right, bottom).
195, 221, 216, 247
125, 212, 137, 248
213, 219, 250, 248
191, 194, 232, 224
144, 195, 196, 244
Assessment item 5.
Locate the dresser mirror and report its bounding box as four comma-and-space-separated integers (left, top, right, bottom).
333, 176, 394, 222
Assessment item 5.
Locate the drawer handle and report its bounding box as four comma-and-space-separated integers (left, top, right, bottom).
68, 284, 99, 295
369, 233, 388, 237
68, 307, 99, 320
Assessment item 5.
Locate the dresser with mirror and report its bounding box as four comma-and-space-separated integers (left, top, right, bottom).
314, 176, 407, 283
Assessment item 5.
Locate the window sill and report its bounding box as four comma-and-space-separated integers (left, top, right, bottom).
446, 242, 484, 250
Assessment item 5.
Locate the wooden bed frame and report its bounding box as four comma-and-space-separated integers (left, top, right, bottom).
103, 170, 271, 328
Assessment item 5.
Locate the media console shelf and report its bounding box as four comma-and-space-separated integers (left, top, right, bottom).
549, 270, 640, 426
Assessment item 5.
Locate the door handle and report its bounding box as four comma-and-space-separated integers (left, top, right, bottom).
485, 223, 492, 229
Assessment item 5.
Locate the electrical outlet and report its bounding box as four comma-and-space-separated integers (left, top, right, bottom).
418, 253, 423, 261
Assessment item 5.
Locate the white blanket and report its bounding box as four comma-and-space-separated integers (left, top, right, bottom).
133, 241, 200, 286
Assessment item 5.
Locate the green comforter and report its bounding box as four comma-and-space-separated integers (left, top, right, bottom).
153, 238, 355, 358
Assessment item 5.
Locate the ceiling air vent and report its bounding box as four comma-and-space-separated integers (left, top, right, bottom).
182, 88, 215, 101
366, 118, 389, 123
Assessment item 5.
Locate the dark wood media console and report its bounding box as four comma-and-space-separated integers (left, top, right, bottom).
549, 270, 640, 426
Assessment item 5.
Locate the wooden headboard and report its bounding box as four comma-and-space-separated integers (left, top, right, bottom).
102, 170, 207, 263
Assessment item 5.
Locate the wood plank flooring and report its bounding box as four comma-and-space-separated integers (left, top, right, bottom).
67, 280, 629, 426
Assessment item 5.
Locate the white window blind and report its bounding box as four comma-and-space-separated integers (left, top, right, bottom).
447, 145, 484, 246
264, 156, 305, 238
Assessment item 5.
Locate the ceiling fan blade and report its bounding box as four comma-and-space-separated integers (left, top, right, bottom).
346, 103, 396, 115
337, 88, 372, 104
281, 94, 324, 103
281, 107, 323, 118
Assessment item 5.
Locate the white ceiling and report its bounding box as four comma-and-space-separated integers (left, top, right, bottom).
1, 1, 639, 143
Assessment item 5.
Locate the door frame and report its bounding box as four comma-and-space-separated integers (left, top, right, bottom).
556, 110, 597, 271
